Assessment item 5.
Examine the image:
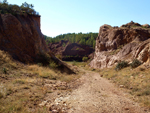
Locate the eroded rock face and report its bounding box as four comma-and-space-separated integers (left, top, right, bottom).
62, 43, 94, 61
48, 40, 69, 56
48, 40, 94, 61
0, 14, 48, 63
90, 22, 150, 69
0, 14, 74, 74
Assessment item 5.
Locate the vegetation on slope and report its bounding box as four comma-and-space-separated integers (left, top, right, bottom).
115, 59, 142, 70
100, 66, 150, 108
44, 32, 98, 49
0, 0, 39, 16
0, 50, 79, 113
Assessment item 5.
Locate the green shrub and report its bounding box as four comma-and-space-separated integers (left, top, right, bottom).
0, 1, 39, 16
82, 56, 88, 62
76, 48, 79, 50
130, 59, 142, 68
115, 61, 129, 70
62, 43, 66, 47
49, 61, 59, 68
72, 60, 77, 66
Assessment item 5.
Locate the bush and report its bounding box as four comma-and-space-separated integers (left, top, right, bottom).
36, 52, 51, 66
49, 61, 59, 68
115, 61, 129, 70
0, 1, 39, 16
72, 60, 77, 66
82, 56, 88, 62
130, 59, 142, 68
62, 43, 66, 47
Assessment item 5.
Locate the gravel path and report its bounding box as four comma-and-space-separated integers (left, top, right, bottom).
61, 71, 149, 113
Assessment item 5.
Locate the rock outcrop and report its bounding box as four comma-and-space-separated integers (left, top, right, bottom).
0, 14, 74, 74
48, 40, 94, 61
48, 40, 69, 56
0, 14, 48, 63
90, 21, 150, 69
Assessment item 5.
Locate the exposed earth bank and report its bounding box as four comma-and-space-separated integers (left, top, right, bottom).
0, 14, 74, 74
0, 14, 48, 63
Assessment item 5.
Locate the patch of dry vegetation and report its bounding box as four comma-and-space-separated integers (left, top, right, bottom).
99, 65, 150, 108
0, 50, 79, 113
70, 60, 150, 109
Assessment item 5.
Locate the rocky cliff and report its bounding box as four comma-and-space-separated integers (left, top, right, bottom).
90, 21, 150, 69
0, 14, 48, 63
48, 40, 94, 61
0, 14, 74, 74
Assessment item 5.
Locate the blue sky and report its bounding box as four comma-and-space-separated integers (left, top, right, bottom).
5, 0, 150, 37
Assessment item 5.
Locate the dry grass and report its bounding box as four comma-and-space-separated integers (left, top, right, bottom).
99, 65, 150, 108
28, 65, 58, 79
69, 61, 150, 108
0, 50, 78, 113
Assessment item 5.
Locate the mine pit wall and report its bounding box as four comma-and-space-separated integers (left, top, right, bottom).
90, 24, 150, 69
0, 14, 48, 63
32, 15, 41, 29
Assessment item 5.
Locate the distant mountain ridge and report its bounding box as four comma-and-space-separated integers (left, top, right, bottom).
44, 32, 98, 49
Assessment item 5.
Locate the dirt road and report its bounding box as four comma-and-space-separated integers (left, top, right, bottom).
48, 70, 149, 113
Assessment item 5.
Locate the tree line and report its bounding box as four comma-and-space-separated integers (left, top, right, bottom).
0, 0, 39, 16
44, 32, 98, 49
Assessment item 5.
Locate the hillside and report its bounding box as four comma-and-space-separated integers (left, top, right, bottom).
45, 33, 98, 48
0, 12, 75, 74
48, 40, 94, 61
0, 1, 76, 112
0, 50, 79, 113
45, 33, 98, 61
